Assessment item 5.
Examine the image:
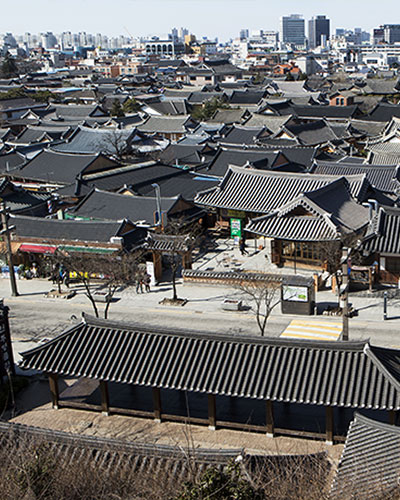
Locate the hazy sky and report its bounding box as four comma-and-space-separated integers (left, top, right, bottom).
2, 0, 399, 41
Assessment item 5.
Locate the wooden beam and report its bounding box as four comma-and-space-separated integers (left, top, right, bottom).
99, 381, 110, 416
389, 410, 396, 425
152, 387, 162, 422
326, 406, 334, 444
266, 400, 274, 437
208, 394, 216, 430
48, 373, 59, 409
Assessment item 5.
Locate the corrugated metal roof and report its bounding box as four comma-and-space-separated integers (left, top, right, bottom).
195, 166, 368, 214
330, 413, 400, 500
19, 317, 400, 411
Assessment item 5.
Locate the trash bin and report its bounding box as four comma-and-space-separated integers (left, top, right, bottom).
281, 276, 315, 315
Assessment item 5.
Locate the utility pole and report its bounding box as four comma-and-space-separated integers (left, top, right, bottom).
340, 247, 349, 341
0, 202, 18, 297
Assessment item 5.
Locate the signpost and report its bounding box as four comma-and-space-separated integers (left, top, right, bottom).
230, 218, 242, 244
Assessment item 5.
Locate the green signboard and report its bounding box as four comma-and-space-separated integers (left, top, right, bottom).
230, 218, 242, 238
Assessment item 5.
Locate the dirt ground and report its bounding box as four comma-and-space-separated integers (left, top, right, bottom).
8, 378, 344, 465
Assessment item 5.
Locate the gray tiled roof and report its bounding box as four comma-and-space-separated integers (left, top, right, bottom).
312, 161, 400, 194
195, 166, 369, 214
247, 178, 369, 241
11, 215, 126, 243
53, 126, 136, 155
137, 115, 193, 134
0, 421, 327, 484
73, 189, 181, 225
363, 207, 400, 255
331, 413, 400, 500
16, 149, 117, 185
19, 316, 400, 410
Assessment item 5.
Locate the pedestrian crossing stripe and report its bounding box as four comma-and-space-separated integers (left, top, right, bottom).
281, 320, 342, 341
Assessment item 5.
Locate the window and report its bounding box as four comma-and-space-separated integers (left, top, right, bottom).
282, 241, 322, 264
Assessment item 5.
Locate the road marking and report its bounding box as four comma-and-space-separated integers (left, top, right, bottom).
281, 319, 342, 341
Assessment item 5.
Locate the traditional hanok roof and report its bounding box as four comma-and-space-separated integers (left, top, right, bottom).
204, 148, 290, 178
11, 215, 131, 244
218, 124, 269, 145
137, 115, 195, 134
47, 103, 108, 119
290, 105, 358, 120
281, 120, 341, 146
366, 103, 400, 122
0, 421, 328, 486
330, 413, 400, 500
0, 179, 50, 215
52, 126, 137, 155
144, 233, 192, 253
14, 149, 119, 185
194, 166, 369, 214
246, 178, 369, 242
363, 207, 400, 256
312, 160, 400, 194
72, 188, 187, 225
0, 151, 26, 173
243, 114, 291, 134
19, 316, 400, 411
209, 108, 249, 125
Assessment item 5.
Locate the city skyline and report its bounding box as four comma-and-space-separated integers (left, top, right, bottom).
1, 0, 399, 41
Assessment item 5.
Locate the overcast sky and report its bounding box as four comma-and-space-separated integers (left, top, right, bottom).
2, 0, 399, 41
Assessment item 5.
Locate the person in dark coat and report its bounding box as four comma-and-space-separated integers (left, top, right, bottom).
239, 237, 248, 256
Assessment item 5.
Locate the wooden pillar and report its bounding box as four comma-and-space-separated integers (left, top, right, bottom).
153, 387, 162, 423
99, 381, 110, 416
208, 394, 216, 430
326, 406, 334, 444
389, 410, 396, 425
266, 400, 274, 437
48, 373, 59, 410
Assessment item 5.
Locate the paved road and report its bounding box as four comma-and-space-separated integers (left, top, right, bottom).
3, 278, 400, 358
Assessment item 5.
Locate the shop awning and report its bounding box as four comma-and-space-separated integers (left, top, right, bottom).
19, 244, 57, 254
58, 245, 117, 255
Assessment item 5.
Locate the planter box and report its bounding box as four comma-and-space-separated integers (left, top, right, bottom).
93, 291, 111, 303
221, 299, 242, 311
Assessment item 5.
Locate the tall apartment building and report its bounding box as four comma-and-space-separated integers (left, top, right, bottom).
280, 15, 305, 46
308, 15, 330, 49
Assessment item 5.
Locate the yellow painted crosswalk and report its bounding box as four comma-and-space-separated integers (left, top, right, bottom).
281, 319, 342, 341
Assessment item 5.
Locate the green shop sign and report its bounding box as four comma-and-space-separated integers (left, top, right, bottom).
230, 218, 242, 238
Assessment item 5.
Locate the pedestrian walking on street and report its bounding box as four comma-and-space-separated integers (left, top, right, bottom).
136, 276, 143, 294
144, 273, 151, 292
239, 237, 248, 256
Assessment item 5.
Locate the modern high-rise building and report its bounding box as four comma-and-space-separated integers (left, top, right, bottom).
308, 15, 330, 49
280, 15, 305, 46
239, 29, 249, 40
383, 25, 400, 44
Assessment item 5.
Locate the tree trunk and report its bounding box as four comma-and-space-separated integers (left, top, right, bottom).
172, 268, 178, 301
82, 279, 99, 318
104, 285, 116, 319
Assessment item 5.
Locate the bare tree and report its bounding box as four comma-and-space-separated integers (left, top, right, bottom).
236, 280, 281, 336
50, 250, 142, 318
162, 218, 203, 302
99, 128, 130, 161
